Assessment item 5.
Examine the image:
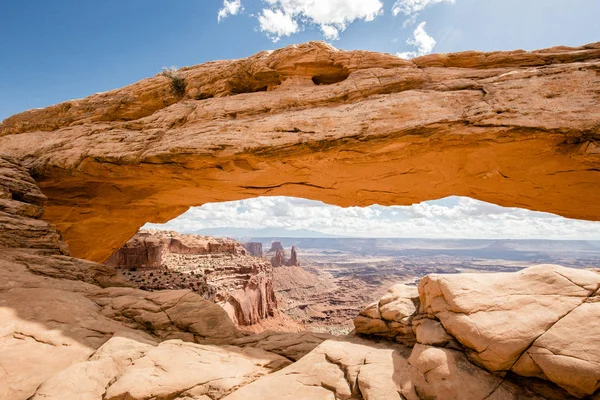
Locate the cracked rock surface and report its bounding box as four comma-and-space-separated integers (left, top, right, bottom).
354, 265, 600, 398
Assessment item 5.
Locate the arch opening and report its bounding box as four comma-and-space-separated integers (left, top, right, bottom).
105, 195, 600, 334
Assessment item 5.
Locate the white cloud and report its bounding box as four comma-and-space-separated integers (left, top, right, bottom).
218, 0, 243, 22
258, 9, 300, 41
396, 21, 436, 59
392, 0, 455, 18
320, 24, 340, 40
258, 0, 383, 42
144, 196, 600, 240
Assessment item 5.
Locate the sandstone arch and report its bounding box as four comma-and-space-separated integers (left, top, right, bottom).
1, 41, 599, 262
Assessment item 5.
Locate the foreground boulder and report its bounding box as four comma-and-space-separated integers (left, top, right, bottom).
355, 266, 600, 398
29, 337, 290, 400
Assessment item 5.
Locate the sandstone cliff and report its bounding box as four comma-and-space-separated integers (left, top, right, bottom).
106, 230, 283, 329
243, 242, 264, 257
0, 42, 598, 262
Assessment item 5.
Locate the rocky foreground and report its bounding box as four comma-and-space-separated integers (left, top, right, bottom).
2, 151, 600, 399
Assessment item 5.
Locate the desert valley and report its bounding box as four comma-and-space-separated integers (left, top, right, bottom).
109, 230, 600, 336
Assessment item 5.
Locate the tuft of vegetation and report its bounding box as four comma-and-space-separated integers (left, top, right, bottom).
160, 67, 186, 97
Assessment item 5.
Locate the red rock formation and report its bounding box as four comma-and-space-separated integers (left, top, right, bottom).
288, 246, 299, 267
104, 234, 163, 270
269, 245, 300, 267
106, 230, 283, 328
269, 241, 284, 253
105, 230, 246, 270
270, 249, 286, 267
243, 242, 264, 257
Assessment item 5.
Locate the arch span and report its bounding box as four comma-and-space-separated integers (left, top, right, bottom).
0, 42, 599, 262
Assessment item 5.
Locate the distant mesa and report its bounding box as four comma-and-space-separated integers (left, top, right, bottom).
269, 241, 285, 253
243, 242, 264, 257
103, 230, 290, 330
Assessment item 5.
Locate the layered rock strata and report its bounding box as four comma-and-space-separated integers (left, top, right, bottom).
107, 230, 280, 328
243, 242, 264, 257
2, 40, 600, 399
105, 230, 246, 270
0, 42, 598, 262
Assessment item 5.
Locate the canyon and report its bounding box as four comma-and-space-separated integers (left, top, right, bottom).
0, 41, 599, 399
106, 230, 301, 332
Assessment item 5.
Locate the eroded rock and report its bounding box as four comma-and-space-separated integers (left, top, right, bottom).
355, 265, 600, 398
0, 42, 598, 261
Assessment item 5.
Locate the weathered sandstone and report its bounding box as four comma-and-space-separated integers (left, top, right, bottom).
270, 244, 300, 267
0, 42, 599, 262
106, 230, 282, 329
105, 230, 246, 270
0, 155, 249, 398
355, 265, 600, 398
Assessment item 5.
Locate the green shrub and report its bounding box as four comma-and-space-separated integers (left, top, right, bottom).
160, 67, 186, 97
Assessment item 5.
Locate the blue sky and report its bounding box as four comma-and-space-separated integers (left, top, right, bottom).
3, 1, 599, 239
1, 0, 599, 121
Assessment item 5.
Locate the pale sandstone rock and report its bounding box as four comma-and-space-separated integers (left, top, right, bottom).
398, 344, 542, 400
231, 330, 332, 361
30, 337, 155, 400
418, 265, 600, 382
103, 340, 290, 400
224, 336, 539, 400
354, 284, 419, 345
222, 337, 404, 400
512, 290, 600, 397
0, 42, 598, 261
354, 265, 600, 398
412, 318, 453, 346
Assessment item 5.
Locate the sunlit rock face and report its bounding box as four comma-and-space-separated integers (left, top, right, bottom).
269, 242, 300, 267
354, 266, 600, 398
105, 230, 282, 328
0, 41, 599, 262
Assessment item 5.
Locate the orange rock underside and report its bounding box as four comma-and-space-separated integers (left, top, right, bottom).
1, 41, 599, 262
